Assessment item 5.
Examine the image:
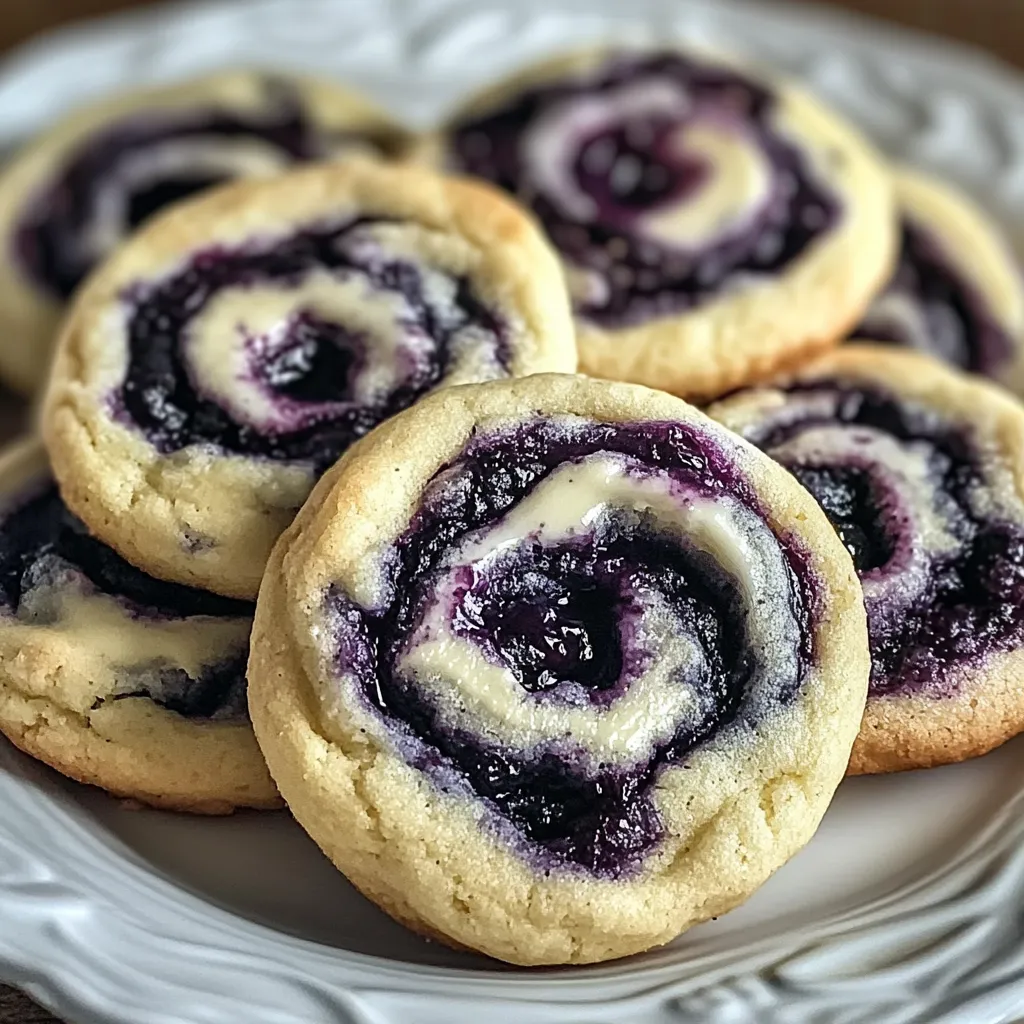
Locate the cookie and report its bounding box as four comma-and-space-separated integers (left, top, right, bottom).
709, 345, 1024, 775
247, 373, 869, 965
422, 46, 896, 400
43, 158, 576, 599
850, 168, 1024, 392
0, 437, 277, 813
0, 70, 411, 395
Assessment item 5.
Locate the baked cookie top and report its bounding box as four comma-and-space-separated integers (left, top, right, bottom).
248, 373, 868, 964
43, 158, 577, 598
0, 70, 411, 394
850, 168, 1024, 392
426, 46, 895, 399
0, 438, 275, 812
710, 345, 1024, 774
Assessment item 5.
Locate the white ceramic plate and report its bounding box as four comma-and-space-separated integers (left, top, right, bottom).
3, 2, 1024, 1022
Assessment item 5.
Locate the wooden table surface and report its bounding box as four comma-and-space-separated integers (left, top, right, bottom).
1, 1, 1022, 1021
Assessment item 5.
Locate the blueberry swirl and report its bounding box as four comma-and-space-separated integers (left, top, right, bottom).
116, 217, 510, 468
853, 218, 1016, 377
446, 50, 840, 327
318, 416, 823, 877
713, 369, 1024, 697
13, 76, 399, 301
0, 474, 252, 721
45, 161, 574, 601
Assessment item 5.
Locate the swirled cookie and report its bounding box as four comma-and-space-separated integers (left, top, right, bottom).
43, 159, 576, 599
0, 70, 411, 394
710, 345, 1024, 775
850, 168, 1024, 392
0, 438, 276, 813
247, 373, 869, 964
423, 47, 895, 400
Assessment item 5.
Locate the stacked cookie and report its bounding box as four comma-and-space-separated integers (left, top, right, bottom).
0, 437, 276, 813
8, 154, 575, 815
414, 43, 1024, 779
710, 348, 1024, 775
0, 45, 1021, 967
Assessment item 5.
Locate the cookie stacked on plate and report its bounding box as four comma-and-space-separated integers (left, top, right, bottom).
0, 71, 412, 394
0, 81, 576, 812
0, 45, 1023, 967
412, 43, 1024, 780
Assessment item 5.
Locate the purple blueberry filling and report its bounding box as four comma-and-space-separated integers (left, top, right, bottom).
787, 466, 893, 572
255, 315, 361, 405
750, 383, 1024, 696
0, 482, 252, 719
452, 555, 623, 699
13, 78, 398, 300
125, 174, 227, 229
448, 52, 840, 327
327, 420, 821, 877
116, 218, 510, 467
852, 219, 1015, 377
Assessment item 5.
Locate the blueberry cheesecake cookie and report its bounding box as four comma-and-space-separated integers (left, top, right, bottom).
851, 168, 1024, 392
424, 47, 896, 400
247, 373, 869, 964
0, 438, 276, 813
710, 346, 1024, 775
43, 159, 576, 599
0, 70, 411, 394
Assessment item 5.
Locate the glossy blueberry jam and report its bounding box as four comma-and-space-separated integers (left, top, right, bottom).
787, 465, 894, 573
0, 482, 252, 718
116, 218, 509, 467
452, 556, 624, 698
13, 79, 398, 301
327, 420, 821, 876
449, 52, 840, 327
852, 219, 1015, 377
755, 384, 1024, 696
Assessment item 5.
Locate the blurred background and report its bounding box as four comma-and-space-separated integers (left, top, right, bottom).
1, 1, 1021, 68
